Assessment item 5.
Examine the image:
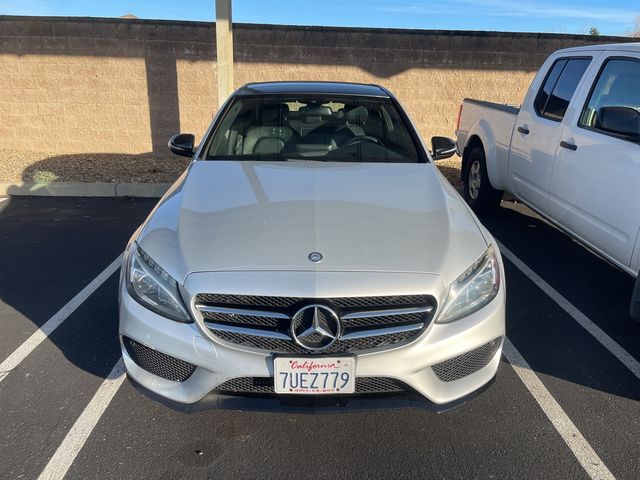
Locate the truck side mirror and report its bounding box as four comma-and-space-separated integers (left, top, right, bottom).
168, 133, 196, 157
595, 106, 640, 138
431, 136, 457, 160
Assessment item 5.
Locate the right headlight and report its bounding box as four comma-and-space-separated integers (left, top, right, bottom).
436, 245, 501, 324
126, 242, 191, 323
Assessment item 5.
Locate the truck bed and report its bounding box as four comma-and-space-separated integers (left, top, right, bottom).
463, 99, 520, 116
456, 98, 520, 190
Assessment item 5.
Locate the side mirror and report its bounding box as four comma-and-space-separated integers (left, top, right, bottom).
168, 133, 196, 157
431, 136, 457, 161
595, 106, 640, 138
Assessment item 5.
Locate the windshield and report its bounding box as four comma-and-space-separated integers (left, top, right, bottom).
203, 94, 422, 163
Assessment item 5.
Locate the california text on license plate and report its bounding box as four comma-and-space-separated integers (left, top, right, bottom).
273, 357, 356, 394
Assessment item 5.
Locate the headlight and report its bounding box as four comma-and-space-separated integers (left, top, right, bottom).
436, 245, 500, 324
126, 242, 191, 322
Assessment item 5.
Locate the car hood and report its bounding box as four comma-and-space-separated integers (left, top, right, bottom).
138, 160, 488, 284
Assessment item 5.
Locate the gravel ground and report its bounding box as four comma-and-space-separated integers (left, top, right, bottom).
0, 149, 463, 186
434, 156, 463, 188
0, 150, 189, 184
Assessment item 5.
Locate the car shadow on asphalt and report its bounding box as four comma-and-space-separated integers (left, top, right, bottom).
0, 195, 157, 379
477, 201, 640, 402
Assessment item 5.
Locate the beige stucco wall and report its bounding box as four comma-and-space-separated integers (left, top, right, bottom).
0, 17, 631, 157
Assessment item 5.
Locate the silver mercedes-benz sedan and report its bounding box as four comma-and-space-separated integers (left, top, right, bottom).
119, 81, 505, 411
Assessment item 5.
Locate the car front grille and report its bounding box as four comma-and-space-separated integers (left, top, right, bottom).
215, 376, 407, 395
194, 294, 437, 354
431, 337, 503, 382
196, 293, 430, 310
123, 336, 197, 382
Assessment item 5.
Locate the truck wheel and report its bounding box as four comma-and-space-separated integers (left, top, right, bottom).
464, 146, 503, 213
631, 275, 640, 321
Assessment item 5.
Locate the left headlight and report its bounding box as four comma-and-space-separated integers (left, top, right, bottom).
126, 242, 191, 322
436, 245, 501, 324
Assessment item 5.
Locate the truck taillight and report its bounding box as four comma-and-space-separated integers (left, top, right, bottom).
455, 104, 463, 132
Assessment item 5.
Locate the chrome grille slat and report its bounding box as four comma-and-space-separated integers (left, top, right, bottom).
195, 305, 289, 319
341, 306, 433, 319
194, 293, 437, 354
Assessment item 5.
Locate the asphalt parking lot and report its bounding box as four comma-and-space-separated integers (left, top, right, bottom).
1, 195, 639, 480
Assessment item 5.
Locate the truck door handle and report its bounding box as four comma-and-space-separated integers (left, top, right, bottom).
560, 141, 577, 151
517, 126, 530, 135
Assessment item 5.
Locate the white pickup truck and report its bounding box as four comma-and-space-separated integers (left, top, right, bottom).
455, 43, 640, 320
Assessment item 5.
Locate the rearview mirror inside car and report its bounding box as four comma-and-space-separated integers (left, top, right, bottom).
168, 133, 196, 157
595, 106, 640, 138
431, 136, 457, 160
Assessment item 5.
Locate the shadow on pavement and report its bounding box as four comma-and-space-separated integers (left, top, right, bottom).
478, 201, 640, 402
0, 196, 157, 379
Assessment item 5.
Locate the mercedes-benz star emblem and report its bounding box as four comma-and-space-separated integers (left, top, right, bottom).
290, 305, 341, 351
308, 251, 323, 263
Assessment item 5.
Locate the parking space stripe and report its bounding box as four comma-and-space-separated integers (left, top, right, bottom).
498, 241, 640, 381
37, 358, 126, 480
0, 254, 123, 383
503, 338, 615, 479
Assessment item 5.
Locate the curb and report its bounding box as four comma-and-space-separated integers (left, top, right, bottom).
0, 182, 171, 198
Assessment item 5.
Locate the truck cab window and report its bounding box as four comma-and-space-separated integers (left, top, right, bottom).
534, 57, 591, 121
579, 58, 640, 142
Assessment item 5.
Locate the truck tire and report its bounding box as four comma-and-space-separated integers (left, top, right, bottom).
631, 275, 640, 321
463, 145, 503, 213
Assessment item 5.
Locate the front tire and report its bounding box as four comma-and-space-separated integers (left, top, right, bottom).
463, 146, 502, 213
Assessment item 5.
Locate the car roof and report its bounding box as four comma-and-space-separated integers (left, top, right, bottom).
236, 81, 390, 98
555, 42, 640, 55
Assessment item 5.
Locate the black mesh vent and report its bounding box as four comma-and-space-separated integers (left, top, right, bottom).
215, 376, 407, 395
432, 337, 503, 383
354, 377, 406, 394
195, 294, 432, 313
196, 294, 303, 310
213, 331, 302, 353
328, 331, 417, 353
341, 312, 426, 329
216, 376, 276, 394
123, 336, 196, 382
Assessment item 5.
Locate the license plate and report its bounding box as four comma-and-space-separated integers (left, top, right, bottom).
273, 357, 355, 394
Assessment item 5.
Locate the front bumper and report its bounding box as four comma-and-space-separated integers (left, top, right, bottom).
119, 279, 506, 410
127, 371, 497, 414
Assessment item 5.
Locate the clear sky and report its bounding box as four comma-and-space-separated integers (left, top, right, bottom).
0, 0, 638, 36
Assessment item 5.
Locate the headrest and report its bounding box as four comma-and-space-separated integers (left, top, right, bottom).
609, 74, 637, 93
344, 106, 368, 123
260, 105, 283, 124
300, 104, 332, 116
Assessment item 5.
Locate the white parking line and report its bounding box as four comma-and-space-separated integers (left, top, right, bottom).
498, 241, 640, 381
503, 339, 615, 480
37, 358, 126, 480
0, 254, 123, 383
